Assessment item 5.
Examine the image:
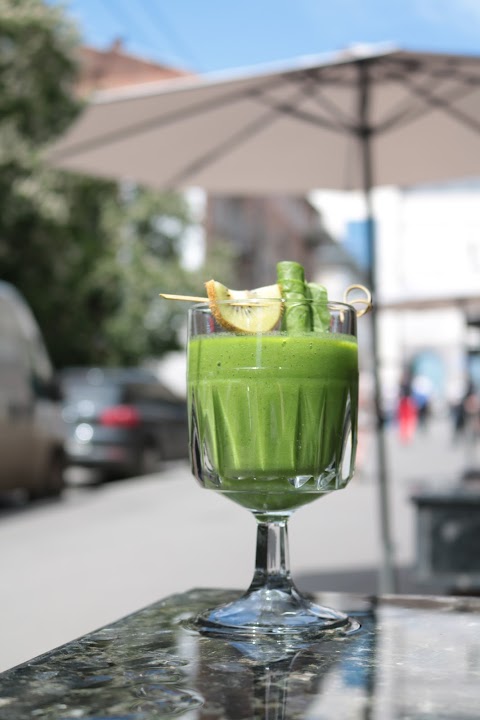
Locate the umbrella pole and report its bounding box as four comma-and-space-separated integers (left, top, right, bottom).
365, 206, 397, 594
359, 63, 397, 594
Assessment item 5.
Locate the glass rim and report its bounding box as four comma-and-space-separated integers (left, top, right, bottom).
190, 299, 356, 312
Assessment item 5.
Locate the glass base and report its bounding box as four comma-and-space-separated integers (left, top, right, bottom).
193, 586, 360, 639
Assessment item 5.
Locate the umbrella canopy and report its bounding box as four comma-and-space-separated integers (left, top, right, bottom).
49, 45, 480, 194
48, 45, 480, 594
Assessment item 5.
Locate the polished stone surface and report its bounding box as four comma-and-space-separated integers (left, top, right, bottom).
1, 588, 480, 719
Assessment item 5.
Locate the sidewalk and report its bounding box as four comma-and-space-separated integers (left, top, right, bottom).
295, 415, 475, 596
0, 415, 474, 672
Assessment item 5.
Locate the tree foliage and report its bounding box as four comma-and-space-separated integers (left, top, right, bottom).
0, 0, 231, 368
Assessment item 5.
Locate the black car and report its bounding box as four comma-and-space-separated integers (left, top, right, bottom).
61, 367, 188, 480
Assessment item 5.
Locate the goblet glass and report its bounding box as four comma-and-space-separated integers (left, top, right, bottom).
188, 298, 359, 637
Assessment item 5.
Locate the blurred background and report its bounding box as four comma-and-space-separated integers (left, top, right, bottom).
1, 0, 480, 672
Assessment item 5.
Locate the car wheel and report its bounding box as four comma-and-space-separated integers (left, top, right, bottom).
136, 442, 159, 476
46, 451, 66, 496
29, 450, 65, 501
99, 468, 124, 483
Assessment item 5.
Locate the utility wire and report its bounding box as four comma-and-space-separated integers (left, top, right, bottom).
98, 0, 201, 71
142, 0, 203, 71
97, 0, 171, 62
97, 0, 149, 43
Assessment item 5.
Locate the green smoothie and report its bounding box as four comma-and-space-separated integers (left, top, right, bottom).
188, 331, 358, 515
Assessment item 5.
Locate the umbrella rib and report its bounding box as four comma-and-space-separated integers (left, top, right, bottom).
164, 84, 313, 187
48, 75, 296, 162
395, 73, 480, 134
164, 111, 279, 186
292, 69, 358, 127
373, 72, 451, 134
246, 70, 352, 132
250, 90, 356, 135
407, 77, 480, 132
309, 89, 356, 128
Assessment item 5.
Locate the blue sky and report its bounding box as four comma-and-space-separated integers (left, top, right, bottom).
49, 0, 480, 74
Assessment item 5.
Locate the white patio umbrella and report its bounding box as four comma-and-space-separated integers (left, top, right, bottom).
48, 44, 480, 593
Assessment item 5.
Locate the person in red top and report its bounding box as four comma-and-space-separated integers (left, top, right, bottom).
397, 373, 418, 444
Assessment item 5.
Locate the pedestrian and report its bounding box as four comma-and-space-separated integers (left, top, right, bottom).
397, 391, 418, 444
396, 371, 418, 444
454, 380, 480, 441
412, 374, 433, 430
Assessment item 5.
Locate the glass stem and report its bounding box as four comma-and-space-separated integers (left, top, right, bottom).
248, 520, 293, 593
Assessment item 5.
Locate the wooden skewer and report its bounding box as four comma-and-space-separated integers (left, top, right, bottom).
160, 286, 373, 319
159, 293, 208, 302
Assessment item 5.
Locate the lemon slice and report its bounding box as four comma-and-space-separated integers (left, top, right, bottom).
205, 280, 282, 333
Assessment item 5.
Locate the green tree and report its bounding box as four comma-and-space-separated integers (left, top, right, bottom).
91, 186, 221, 365
0, 0, 231, 368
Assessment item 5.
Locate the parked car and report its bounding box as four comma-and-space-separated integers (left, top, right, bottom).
0, 282, 65, 499
60, 367, 188, 480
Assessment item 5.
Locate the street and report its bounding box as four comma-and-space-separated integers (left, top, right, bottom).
0, 417, 471, 672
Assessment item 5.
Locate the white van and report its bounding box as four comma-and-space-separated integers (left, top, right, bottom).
0, 282, 65, 499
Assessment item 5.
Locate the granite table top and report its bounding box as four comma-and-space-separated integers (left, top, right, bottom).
1, 588, 480, 719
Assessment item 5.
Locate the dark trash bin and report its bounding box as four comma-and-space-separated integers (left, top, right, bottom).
411, 489, 480, 594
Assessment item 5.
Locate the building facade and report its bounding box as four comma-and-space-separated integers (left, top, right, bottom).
76, 41, 191, 97
312, 182, 480, 411
206, 194, 362, 289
